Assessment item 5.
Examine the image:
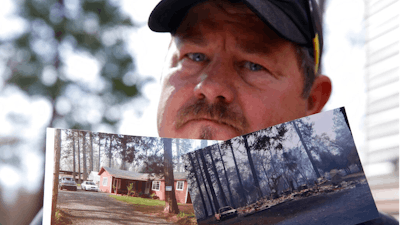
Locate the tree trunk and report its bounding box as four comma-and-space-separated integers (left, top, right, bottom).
207, 147, 228, 207
98, 134, 102, 171
298, 165, 308, 182
90, 132, 94, 172
217, 144, 235, 208
261, 158, 272, 192
188, 152, 209, 217
109, 135, 112, 168
195, 151, 215, 214
291, 121, 321, 178
243, 135, 263, 198
199, 148, 220, 213
175, 139, 180, 172
51, 129, 62, 224
72, 131, 76, 182
77, 131, 81, 184
227, 140, 247, 206
163, 138, 179, 214
82, 131, 87, 181
120, 136, 127, 170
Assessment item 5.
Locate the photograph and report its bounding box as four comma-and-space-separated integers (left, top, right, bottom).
43, 129, 217, 224
183, 107, 380, 225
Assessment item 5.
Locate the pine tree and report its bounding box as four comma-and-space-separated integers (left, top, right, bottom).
51, 129, 62, 224
163, 138, 179, 214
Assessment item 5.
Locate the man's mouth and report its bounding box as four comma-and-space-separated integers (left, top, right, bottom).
174, 98, 248, 135
176, 116, 241, 133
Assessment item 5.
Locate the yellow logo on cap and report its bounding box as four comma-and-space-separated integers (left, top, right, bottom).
313, 33, 320, 74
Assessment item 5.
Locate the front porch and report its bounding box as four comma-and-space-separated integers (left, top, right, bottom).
111, 177, 152, 196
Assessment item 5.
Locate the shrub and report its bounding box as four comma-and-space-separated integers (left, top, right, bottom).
141, 193, 150, 198
127, 183, 134, 196
55, 210, 61, 221
151, 193, 159, 200
177, 211, 195, 218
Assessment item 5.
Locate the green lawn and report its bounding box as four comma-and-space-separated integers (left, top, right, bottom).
109, 195, 197, 224
109, 195, 166, 206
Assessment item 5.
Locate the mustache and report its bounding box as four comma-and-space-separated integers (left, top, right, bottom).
175, 98, 248, 135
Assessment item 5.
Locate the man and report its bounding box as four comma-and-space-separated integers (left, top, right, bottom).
148, 0, 398, 224
151, 0, 331, 141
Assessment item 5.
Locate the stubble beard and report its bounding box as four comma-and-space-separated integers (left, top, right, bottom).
199, 126, 214, 140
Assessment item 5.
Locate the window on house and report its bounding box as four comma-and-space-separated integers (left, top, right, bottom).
102, 177, 108, 186
176, 181, 184, 191
152, 181, 160, 191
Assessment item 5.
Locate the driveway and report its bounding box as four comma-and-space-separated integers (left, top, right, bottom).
57, 188, 176, 225
199, 183, 378, 225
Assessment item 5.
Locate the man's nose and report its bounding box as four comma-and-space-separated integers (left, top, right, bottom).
193, 57, 235, 103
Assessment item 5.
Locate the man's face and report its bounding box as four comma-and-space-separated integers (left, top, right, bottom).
157, 1, 321, 140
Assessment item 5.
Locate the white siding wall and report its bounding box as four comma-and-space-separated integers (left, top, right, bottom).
365, 0, 399, 219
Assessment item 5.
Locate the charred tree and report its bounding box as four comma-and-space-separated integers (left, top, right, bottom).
217, 144, 235, 208
199, 148, 220, 213
242, 134, 263, 198
188, 152, 209, 217
225, 140, 247, 206
207, 146, 228, 207
291, 121, 321, 178
195, 151, 215, 214
261, 160, 272, 190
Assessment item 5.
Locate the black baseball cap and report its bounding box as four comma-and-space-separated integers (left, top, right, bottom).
148, 0, 323, 73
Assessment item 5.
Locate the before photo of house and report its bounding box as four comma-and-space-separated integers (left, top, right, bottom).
98, 166, 191, 204
44, 128, 215, 224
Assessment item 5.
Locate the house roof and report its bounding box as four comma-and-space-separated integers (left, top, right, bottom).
172, 172, 187, 180
98, 166, 187, 181
99, 167, 150, 181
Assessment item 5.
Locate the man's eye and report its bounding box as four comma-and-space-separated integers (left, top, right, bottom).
186, 53, 207, 62
243, 61, 265, 71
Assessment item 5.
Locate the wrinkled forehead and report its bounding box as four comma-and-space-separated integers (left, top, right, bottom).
173, 0, 288, 50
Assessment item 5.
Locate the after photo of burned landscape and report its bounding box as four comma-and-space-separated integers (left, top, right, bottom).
183, 107, 379, 225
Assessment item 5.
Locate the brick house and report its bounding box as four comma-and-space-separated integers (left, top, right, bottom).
98, 166, 191, 204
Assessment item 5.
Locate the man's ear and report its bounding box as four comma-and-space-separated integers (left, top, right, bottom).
306, 75, 332, 115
